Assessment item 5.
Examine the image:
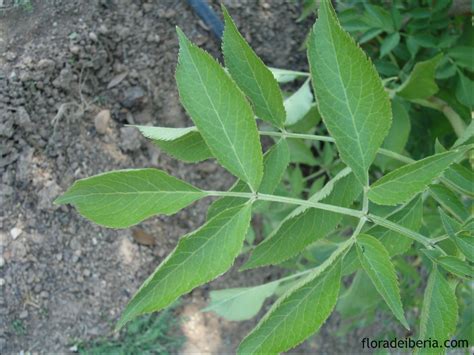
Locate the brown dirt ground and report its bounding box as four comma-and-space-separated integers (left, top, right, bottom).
1, 0, 380, 353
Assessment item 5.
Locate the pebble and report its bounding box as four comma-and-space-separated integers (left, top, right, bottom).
121, 86, 147, 110
94, 110, 111, 134
40, 291, 49, 299
69, 45, 81, 55
5, 51, 17, 62
19, 310, 28, 319
10, 227, 22, 240
89, 32, 98, 42
0, 257, 4, 267
0, 278, 4, 287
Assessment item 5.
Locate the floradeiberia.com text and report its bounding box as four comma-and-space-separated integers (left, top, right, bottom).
361, 337, 469, 350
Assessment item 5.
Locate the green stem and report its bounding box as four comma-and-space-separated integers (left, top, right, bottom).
413, 97, 466, 138
205, 190, 364, 218
368, 213, 436, 250
259, 130, 414, 164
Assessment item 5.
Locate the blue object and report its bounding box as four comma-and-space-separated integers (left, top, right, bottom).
186, 0, 224, 40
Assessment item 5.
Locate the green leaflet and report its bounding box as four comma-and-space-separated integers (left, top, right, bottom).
456, 71, 474, 109
287, 139, 318, 165
443, 163, 474, 197
55, 169, 206, 228
453, 119, 474, 148
367, 197, 423, 256
380, 32, 400, 58
176, 28, 263, 191
436, 256, 473, 279
429, 184, 469, 222
356, 234, 409, 330
135, 126, 212, 162
222, 7, 286, 128
368, 149, 465, 206
269, 67, 309, 83
454, 232, 474, 263
238, 259, 342, 354
308, 0, 391, 186
206, 139, 290, 220
117, 204, 252, 329
397, 53, 443, 100
374, 98, 411, 171
416, 267, 458, 355
284, 80, 314, 126
448, 46, 473, 71
243, 170, 361, 269
203, 281, 279, 321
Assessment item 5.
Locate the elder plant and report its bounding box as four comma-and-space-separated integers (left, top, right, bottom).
57, 1, 473, 353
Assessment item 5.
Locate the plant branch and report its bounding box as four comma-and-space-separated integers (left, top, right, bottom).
205, 190, 364, 218
412, 97, 466, 138
259, 130, 414, 164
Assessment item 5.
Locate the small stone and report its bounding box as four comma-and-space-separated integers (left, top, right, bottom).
120, 127, 142, 152
40, 291, 49, 299
89, 32, 98, 42
98, 25, 109, 35
69, 45, 81, 55
0, 278, 4, 286
121, 86, 147, 110
36, 59, 56, 71
0, 257, 4, 267
92, 238, 98, 245
19, 310, 28, 319
10, 227, 22, 240
146, 34, 161, 43
83, 269, 91, 277
5, 51, 16, 61
94, 110, 111, 134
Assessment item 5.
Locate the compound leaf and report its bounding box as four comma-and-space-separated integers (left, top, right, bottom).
243, 171, 361, 269
416, 267, 458, 355
238, 260, 342, 354
135, 126, 212, 162
203, 281, 279, 321
117, 204, 252, 329
369, 149, 465, 205
176, 28, 263, 191
357, 234, 409, 330
55, 169, 206, 228
222, 6, 286, 128
397, 53, 443, 100
207, 139, 290, 219
308, 0, 391, 186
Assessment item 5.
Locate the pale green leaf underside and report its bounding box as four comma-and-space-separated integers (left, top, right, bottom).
176, 28, 263, 190
308, 0, 391, 185
416, 267, 458, 355
284, 80, 314, 126
222, 6, 286, 128
135, 125, 212, 162
207, 139, 290, 220
269, 67, 309, 83
369, 149, 465, 205
117, 204, 252, 329
244, 171, 361, 269
55, 169, 205, 228
204, 281, 278, 321
238, 260, 342, 354
397, 53, 443, 100
357, 234, 409, 330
